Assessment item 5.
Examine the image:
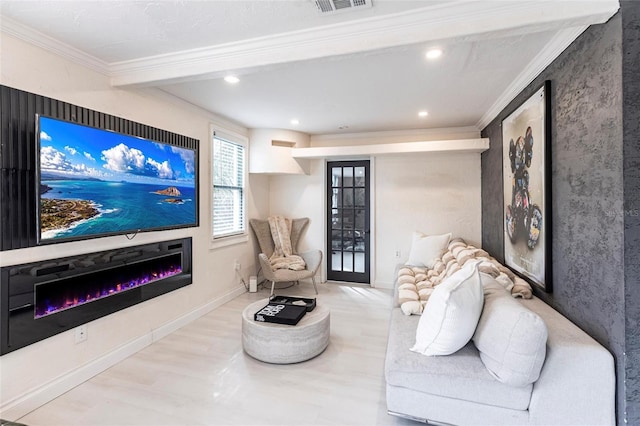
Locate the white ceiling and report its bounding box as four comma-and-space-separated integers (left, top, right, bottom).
0, 0, 620, 136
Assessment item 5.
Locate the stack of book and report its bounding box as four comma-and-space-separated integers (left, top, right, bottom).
254, 296, 316, 325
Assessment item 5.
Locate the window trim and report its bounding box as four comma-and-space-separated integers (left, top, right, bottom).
210, 128, 248, 248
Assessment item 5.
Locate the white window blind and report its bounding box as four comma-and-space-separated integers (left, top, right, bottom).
212, 134, 245, 238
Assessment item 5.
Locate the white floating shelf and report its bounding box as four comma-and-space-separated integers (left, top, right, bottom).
291, 138, 490, 159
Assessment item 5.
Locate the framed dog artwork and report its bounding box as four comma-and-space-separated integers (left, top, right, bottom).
502, 80, 552, 292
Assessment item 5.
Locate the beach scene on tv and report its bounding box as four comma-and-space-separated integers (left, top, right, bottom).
39, 116, 197, 242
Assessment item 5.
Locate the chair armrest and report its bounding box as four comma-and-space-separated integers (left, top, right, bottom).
258, 253, 276, 281
299, 250, 323, 275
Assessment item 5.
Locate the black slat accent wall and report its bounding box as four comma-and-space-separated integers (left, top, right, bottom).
0, 85, 199, 251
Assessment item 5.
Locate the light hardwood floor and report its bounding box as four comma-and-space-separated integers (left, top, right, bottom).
18, 282, 414, 426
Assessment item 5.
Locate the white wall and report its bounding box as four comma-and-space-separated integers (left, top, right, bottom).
0, 34, 267, 419
269, 160, 327, 281
268, 150, 482, 289
373, 153, 482, 286
249, 128, 310, 174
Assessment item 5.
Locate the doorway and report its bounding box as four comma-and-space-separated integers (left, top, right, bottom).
326, 160, 370, 284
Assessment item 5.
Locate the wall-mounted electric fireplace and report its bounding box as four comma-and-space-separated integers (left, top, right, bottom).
0, 237, 192, 355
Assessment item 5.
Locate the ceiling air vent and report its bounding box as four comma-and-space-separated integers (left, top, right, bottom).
314, 0, 372, 15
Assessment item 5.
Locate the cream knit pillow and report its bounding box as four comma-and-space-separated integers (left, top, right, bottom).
405, 232, 452, 268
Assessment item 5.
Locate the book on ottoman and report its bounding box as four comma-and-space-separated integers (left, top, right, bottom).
254, 303, 307, 325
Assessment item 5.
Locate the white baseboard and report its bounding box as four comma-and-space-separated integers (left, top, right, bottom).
0, 335, 153, 422
373, 280, 394, 289
0, 285, 247, 421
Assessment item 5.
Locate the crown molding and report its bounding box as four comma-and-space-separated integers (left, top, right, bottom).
0, 16, 110, 75
476, 25, 589, 130
108, 0, 619, 87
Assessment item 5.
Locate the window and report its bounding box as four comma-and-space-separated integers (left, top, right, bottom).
212, 132, 246, 239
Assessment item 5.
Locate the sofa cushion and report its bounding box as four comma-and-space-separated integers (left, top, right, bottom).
405, 231, 451, 268
473, 276, 548, 386
411, 261, 484, 356
386, 308, 533, 410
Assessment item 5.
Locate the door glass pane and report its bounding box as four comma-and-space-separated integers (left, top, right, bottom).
343, 167, 354, 187
354, 230, 365, 252
331, 208, 341, 229
332, 188, 342, 208
355, 188, 365, 207
331, 230, 342, 250
355, 167, 365, 187
331, 251, 342, 271
342, 209, 354, 229
332, 167, 342, 187
354, 253, 365, 273
343, 252, 353, 272
342, 230, 353, 251
355, 209, 365, 230
343, 188, 354, 207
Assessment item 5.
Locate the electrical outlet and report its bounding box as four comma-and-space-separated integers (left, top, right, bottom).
75, 325, 87, 343
234, 260, 241, 271
395, 249, 401, 258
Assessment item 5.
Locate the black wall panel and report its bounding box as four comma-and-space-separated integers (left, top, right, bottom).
0, 85, 199, 251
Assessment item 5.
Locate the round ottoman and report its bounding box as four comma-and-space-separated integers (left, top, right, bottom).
242, 298, 330, 364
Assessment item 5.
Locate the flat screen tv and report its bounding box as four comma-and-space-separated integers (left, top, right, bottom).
36, 115, 198, 244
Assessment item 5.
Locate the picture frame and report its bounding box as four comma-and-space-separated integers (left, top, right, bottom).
502, 80, 551, 292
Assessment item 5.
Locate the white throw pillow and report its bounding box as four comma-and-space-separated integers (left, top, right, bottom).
473, 276, 548, 386
405, 232, 452, 268
411, 261, 484, 356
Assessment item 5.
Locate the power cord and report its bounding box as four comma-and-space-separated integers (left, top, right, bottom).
235, 268, 249, 291
252, 265, 296, 292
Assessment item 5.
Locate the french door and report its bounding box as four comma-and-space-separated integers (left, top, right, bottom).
326, 161, 370, 284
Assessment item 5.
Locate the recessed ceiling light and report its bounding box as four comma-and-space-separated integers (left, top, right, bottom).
418, 111, 429, 118
224, 75, 240, 84
425, 49, 443, 60
291, 119, 299, 125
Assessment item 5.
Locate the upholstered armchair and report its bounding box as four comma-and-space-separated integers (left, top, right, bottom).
249, 218, 322, 296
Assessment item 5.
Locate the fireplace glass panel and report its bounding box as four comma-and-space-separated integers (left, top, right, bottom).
34, 253, 182, 319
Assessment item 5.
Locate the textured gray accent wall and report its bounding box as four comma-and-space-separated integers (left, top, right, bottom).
481, 13, 628, 423
622, 1, 640, 423
480, 112, 505, 265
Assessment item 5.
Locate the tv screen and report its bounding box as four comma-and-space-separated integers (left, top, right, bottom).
37, 115, 198, 244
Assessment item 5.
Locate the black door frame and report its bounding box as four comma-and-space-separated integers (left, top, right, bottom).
326, 160, 371, 284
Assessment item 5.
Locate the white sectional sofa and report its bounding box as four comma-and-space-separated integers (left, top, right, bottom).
385, 273, 616, 425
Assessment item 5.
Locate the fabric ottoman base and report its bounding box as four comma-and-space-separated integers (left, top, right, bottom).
242, 298, 330, 364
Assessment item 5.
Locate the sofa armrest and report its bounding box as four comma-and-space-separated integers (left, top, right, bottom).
523, 298, 615, 425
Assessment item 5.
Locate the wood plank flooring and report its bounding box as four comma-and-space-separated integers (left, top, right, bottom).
18, 282, 414, 426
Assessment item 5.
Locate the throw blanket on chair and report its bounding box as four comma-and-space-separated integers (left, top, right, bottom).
397, 238, 533, 315
268, 215, 306, 271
